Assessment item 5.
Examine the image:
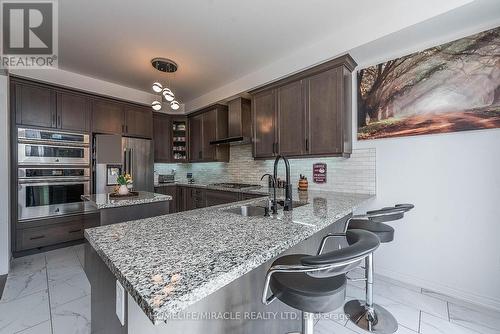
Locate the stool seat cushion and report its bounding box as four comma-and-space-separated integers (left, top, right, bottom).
347, 220, 395, 243
269, 254, 346, 314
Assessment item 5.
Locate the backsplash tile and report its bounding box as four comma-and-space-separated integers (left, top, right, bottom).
155, 145, 376, 194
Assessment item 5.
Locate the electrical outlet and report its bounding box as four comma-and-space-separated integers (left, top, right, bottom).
116, 280, 125, 326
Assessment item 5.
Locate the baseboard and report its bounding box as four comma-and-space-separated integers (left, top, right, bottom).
375, 266, 500, 312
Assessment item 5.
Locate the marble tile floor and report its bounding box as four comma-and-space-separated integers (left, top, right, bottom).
0, 246, 498, 334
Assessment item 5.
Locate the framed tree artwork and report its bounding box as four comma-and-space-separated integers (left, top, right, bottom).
357, 26, 500, 140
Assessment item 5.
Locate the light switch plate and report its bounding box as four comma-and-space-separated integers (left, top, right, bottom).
116, 280, 126, 326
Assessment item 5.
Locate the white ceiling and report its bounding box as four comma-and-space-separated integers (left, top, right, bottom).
57, 0, 474, 108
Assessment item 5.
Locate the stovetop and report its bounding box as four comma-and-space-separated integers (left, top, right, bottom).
209, 182, 261, 189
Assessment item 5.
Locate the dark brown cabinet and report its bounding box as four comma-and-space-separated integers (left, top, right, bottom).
205, 189, 240, 207
14, 80, 92, 133
14, 81, 56, 129
250, 54, 356, 159
92, 99, 152, 138
277, 80, 306, 156
153, 113, 172, 162
188, 105, 228, 163
124, 105, 153, 138
57, 91, 91, 132
154, 186, 177, 213
305, 67, 348, 155
14, 212, 100, 253
252, 89, 276, 158
92, 99, 125, 135
189, 114, 203, 162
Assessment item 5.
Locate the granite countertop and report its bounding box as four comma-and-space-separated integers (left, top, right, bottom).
84, 189, 373, 324
82, 191, 172, 209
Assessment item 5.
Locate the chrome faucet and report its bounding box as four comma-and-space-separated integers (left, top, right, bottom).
273, 155, 293, 212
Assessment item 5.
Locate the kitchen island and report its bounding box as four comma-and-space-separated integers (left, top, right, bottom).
84, 190, 372, 333
82, 191, 171, 225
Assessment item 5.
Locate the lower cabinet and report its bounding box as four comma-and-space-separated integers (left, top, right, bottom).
240, 193, 265, 201
154, 186, 178, 213
205, 190, 240, 207
156, 185, 265, 213
15, 212, 100, 253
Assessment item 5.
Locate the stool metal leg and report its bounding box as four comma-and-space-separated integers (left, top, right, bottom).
344, 253, 398, 333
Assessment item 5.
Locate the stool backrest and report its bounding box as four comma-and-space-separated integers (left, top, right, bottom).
300, 229, 380, 277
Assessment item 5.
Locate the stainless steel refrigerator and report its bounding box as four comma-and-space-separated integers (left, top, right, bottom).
94, 134, 153, 194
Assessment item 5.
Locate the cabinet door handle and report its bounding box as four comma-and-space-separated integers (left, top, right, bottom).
305, 138, 309, 151
125, 125, 128, 133
57, 115, 61, 128
68, 229, 82, 234
30, 235, 45, 240
52, 113, 56, 127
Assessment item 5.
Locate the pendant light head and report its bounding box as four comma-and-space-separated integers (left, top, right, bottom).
162, 88, 175, 102
151, 58, 178, 73
170, 100, 180, 110
152, 82, 163, 93
152, 100, 162, 111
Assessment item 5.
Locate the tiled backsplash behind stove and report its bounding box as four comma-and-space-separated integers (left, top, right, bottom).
155, 145, 376, 194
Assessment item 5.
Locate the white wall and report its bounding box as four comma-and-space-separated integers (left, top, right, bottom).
0, 73, 10, 275
350, 1, 500, 310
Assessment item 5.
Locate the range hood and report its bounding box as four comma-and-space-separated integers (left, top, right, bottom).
210, 97, 251, 146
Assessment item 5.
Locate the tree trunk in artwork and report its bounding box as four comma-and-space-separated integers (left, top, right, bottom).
493, 85, 500, 105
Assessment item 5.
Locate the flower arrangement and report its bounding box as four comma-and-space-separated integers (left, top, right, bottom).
115, 173, 133, 195
116, 173, 133, 186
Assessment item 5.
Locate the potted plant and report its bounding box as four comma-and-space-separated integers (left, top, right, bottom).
116, 173, 133, 195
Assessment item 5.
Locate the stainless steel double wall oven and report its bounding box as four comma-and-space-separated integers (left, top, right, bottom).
17, 128, 91, 221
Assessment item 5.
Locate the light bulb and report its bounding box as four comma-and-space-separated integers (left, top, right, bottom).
152, 82, 163, 93
162, 88, 174, 102
170, 100, 180, 110
151, 100, 162, 111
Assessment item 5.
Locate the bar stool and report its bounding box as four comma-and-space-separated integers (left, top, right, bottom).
343, 204, 414, 334
262, 229, 380, 334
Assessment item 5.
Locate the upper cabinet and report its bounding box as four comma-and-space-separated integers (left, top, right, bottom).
250, 54, 356, 159
12, 78, 152, 137
252, 89, 277, 158
123, 105, 153, 138
56, 91, 91, 132
14, 81, 56, 128
13, 80, 91, 133
152, 114, 188, 163
277, 80, 306, 156
91, 99, 124, 135
188, 113, 203, 162
153, 112, 172, 163
188, 104, 229, 163
92, 99, 152, 138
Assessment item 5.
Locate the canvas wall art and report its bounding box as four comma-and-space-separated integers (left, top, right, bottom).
357, 26, 500, 140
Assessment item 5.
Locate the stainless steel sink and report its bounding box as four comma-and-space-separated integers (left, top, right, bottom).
225, 205, 268, 217
225, 201, 309, 217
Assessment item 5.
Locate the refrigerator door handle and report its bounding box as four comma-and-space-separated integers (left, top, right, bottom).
129, 148, 133, 178
123, 148, 127, 174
